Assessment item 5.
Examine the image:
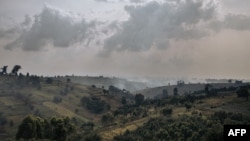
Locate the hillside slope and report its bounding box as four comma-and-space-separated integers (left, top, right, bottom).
0, 75, 124, 139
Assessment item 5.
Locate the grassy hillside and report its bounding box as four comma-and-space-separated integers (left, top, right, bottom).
98, 90, 250, 141
0, 74, 249, 141
0, 75, 124, 140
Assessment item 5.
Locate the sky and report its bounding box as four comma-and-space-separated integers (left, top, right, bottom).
0, 0, 250, 80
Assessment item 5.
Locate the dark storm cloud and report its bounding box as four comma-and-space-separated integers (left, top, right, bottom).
4, 5, 95, 51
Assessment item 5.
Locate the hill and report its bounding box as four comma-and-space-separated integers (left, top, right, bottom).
0, 74, 250, 141
0, 75, 128, 140
58, 76, 148, 92
137, 82, 248, 98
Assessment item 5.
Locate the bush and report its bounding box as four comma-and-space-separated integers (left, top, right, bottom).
162, 107, 172, 116
46, 78, 53, 84
84, 133, 102, 141
81, 96, 110, 114
101, 113, 114, 125
53, 96, 62, 103
135, 93, 144, 106
0, 112, 7, 126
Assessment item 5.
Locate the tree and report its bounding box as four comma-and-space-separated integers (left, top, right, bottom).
84, 133, 102, 141
81, 96, 110, 114
122, 96, 127, 105
135, 93, 144, 106
205, 84, 212, 95
16, 115, 75, 141
237, 87, 249, 100
0, 65, 8, 75
0, 112, 7, 126
173, 87, 178, 96
184, 102, 192, 111
162, 89, 168, 98
53, 96, 62, 103
9, 120, 14, 127
11, 65, 21, 76
81, 122, 94, 131
103, 89, 109, 95
162, 107, 172, 116
101, 112, 114, 125
67, 78, 71, 83
205, 84, 217, 97
16, 115, 38, 140
46, 78, 53, 84
177, 80, 185, 86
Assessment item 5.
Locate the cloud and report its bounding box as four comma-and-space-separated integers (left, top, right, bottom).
0, 17, 22, 39
209, 13, 250, 31
130, 0, 144, 3
102, 0, 220, 55
224, 13, 250, 30
0, 27, 20, 39
94, 0, 114, 3
102, 0, 250, 55
4, 5, 95, 51
95, 0, 108, 2
21, 14, 32, 26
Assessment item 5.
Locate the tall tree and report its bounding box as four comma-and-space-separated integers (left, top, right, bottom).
11, 65, 21, 76
173, 87, 178, 96
135, 93, 144, 105
237, 87, 249, 100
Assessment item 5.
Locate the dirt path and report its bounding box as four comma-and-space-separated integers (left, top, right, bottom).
99, 117, 149, 141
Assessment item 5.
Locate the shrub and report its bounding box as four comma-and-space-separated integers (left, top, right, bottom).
81, 96, 110, 114
53, 96, 62, 103
162, 107, 173, 116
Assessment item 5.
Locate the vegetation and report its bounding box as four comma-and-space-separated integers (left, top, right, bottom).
16, 115, 75, 141
135, 93, 144, 106
0, 66, 250, 141
81, 96, 110, 114
237, 86, 249, 100
173, 87, 178, 96
114, 111, 250, 141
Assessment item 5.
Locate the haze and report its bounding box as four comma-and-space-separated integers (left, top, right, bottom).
0, 0, 250, 80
